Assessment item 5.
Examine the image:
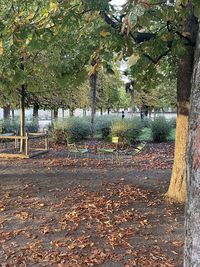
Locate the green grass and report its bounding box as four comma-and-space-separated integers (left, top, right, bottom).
139, 127, 176, 142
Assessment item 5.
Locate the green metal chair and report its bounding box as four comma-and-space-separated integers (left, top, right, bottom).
132, 142, 146, 156
97, 136, 121, 164
67, 143, 90, 160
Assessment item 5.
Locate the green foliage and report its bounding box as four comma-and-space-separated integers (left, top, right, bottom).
151, 116, 172, 142
94, 116, 113, 139
111, 118, 143, 144
52, 117, 91, 144
0, 119, 19, 133
169, 118, 177, 128
139, 128, 152, 142
96, 70, 125, 111
51, 128, 68, 144
26, 119, 39, 133
142, 117, 152, 128
0, 118, 39, 134
67, 118, 91, 142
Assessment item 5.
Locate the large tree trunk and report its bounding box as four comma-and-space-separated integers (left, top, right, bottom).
184, 22, 200, 266
3, 105, 10, 121
166, 12, 198, 202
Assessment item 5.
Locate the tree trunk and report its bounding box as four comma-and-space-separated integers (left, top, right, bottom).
166, 113, 188, 202
11, 110, 15, 120
3, 105, 10, 121
83, 108, 87, 116
184, 23, 200, 266
100, 107, 103, 116
90, 64, 97, 136
33, 103, 39, 118
107, 108, 110, 115
54, 109, 58, 119
51, 110, 54, 124
20, 85, 26, 153
166, 12, 198, 202
69, 109, 74, 117
130, 91, 135, 114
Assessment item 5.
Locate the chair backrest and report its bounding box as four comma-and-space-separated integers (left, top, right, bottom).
112, 136, 119, 144
67, 143, 79, 152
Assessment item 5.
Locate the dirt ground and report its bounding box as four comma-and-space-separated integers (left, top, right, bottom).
0, 142, 184, 267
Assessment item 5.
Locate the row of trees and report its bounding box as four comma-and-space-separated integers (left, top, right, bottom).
0, 0, 177, 123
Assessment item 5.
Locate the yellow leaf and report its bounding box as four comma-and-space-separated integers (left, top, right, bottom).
88, 64, 97, 76
0, 41, 4, 56
100, 30, 111, 37
50, 1, 58, 12
27, 12, 35, 21
88, 62, 102, 76
182, 32, 190, 37
128, 53, 140, 67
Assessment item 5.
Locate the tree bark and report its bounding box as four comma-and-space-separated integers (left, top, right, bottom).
69, 109, 74, 117
166, 12, 198, 202
54, 109, 58, 119
130, 91, 135, 114
11, 110, 15, 120
184, 22, 200, 266
83, 108, 87, 116
3, 105, 10, 121
33, 103, 39, 118
90, 64, 97, 136
20, 85, 26, 153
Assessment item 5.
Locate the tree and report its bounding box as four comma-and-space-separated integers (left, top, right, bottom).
96, 0, 198, 202
184, 20, 200, 267
125, 80, 136, 113
96, 69, 124, 114
133, 78, 177, 115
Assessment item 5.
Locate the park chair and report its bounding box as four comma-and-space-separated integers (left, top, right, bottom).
67, 142, 90, 160
132, 142, 146, 156
97, 136, 121, 164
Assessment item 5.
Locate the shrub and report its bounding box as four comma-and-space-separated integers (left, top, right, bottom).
1, 119, 19, 133
51, 128, 68, 144
111, 118, 142, 144
26, 119, 39, 133
142, 117, 152, 128
169, 118, 177, 128
51, 117, 91, 144
0, 118, 40, 134
94, 116, 113, 139
151, 116, 171, 142
68, 117, 91, 142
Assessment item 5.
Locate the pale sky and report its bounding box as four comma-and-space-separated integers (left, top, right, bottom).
110, 0, 126, 7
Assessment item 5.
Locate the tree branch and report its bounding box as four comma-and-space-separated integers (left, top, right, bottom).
101, 11, 172, 64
